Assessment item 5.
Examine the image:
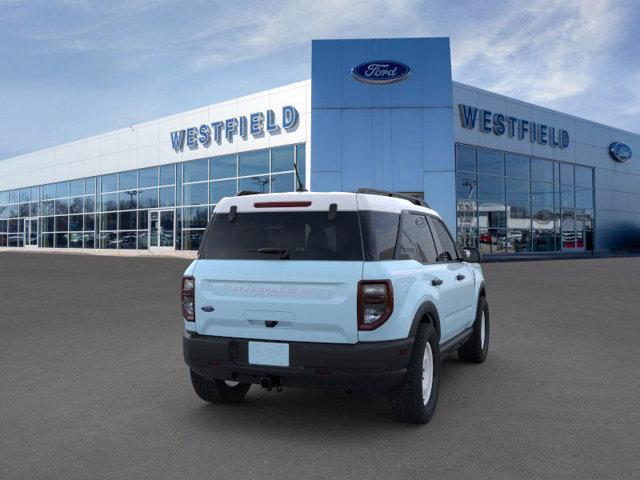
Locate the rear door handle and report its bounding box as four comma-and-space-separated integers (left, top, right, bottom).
431, 278, 443, 286
456, 274, 465, 281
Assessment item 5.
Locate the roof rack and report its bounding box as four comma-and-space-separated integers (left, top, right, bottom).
356, 188, 429, 208
236, 190, 260, 196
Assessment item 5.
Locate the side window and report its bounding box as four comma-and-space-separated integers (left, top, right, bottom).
412, 214, 437, 263
360, 211, 400, 261
395, 212, 416, 260
429, 217, 458, 262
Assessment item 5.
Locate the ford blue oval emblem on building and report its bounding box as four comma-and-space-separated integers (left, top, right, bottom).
351, 61, 411, 84
609, 142, 632, 162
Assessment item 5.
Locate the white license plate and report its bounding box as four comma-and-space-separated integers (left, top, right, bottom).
248, 341, 289, 367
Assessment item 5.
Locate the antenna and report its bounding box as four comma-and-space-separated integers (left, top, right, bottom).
293, 159, 307, 192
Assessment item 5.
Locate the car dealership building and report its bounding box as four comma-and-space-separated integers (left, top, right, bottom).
1, 37, 639, 255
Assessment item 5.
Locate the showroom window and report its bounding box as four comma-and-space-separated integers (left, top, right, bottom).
455, 144, 594, 254
0, 143, 305, 251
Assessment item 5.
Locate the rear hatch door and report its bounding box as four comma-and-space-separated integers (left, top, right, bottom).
194, 193, 363, 344
194, 260, 362, 343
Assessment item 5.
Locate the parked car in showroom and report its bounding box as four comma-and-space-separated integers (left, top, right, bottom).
181, 189, 489, 424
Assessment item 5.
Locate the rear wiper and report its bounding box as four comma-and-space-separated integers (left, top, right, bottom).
248, 247, 290, 259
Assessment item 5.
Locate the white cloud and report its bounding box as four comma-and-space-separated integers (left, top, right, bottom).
21, 0, 423, 63
198, 0, 420, 63
451, 0, 625, 104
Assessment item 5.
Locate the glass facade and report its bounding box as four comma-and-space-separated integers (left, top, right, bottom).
0, 144, 305, 251
456, 144, 595, 254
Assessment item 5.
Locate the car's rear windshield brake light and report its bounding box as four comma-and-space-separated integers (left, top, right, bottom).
253, 201, 312, 208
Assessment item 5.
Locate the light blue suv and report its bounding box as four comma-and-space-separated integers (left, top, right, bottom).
182, 189, 489, 424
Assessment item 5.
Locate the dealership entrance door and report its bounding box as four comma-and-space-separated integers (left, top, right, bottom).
561, 210, 586, 252
23, 217, 38, 248
149, 209, 175, 251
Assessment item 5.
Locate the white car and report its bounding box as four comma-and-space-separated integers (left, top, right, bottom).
182, 189, 489, 424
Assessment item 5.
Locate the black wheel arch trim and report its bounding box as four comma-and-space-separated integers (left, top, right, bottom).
408, 301, 441, 340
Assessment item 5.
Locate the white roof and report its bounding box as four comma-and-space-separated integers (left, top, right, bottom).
214, 191, 441, 217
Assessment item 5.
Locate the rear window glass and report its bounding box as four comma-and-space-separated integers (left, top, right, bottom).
199, 211, 363, 261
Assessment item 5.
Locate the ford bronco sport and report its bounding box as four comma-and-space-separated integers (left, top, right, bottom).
182, 189, 488, 424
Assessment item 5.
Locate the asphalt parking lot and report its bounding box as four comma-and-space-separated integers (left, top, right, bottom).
1, 252, 639, 479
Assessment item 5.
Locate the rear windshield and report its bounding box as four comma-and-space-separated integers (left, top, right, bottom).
199, 211, 364, 261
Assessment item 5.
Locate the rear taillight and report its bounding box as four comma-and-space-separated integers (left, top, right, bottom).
357, 280, 393, 330
181, 276, 195, 321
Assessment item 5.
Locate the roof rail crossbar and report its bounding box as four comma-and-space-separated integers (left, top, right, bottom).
356, 188, 429, 208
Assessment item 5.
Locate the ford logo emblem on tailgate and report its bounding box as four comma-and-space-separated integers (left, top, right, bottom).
201, 305, 215, 312
609, 142, 632, 162
351, 60, 411, 84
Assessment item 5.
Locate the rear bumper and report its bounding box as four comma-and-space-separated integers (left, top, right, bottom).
183, 332, 414, 394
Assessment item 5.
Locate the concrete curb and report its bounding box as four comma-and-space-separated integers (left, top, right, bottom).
0, 247, 197, 259
482, 252, 640, 262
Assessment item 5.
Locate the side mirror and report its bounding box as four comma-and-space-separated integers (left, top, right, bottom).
462, 247, 482, 263
437, 251, 452, 262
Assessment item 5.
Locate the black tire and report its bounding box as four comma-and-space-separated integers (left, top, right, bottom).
189, 370, 251, 404
388, 322, 440, 424
458, 296, 489, 363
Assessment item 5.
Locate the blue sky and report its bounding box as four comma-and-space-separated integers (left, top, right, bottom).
1, 0, 638, 159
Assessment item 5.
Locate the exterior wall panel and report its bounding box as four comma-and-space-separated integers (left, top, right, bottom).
311, 38, 456, 232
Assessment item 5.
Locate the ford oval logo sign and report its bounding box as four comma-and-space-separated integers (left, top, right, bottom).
609, 142, 632, 162
351, 61, 411, 84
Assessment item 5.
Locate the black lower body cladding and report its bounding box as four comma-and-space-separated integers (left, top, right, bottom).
183, 333, 415, 394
